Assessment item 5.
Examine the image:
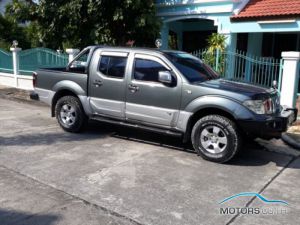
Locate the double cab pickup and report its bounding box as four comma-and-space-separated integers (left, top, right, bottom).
32, 46, 297, 163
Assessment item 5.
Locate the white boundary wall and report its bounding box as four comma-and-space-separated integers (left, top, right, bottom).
0, 73, 33, 90
280, 52, 300, 108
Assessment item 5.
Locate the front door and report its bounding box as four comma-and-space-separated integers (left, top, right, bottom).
125, 54, 182, 127
89, 50, 129, 118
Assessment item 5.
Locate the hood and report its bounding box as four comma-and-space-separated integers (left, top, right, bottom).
198, 79, 276, 99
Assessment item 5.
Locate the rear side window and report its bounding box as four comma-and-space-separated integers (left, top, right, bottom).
99, 56, 127, 79
133, 58, 168, 82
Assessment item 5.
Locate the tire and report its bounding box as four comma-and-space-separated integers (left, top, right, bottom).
55, 96, 87, 133
191, 115, 242, 163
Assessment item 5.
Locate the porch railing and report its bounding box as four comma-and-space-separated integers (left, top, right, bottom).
192, 49, 283, 89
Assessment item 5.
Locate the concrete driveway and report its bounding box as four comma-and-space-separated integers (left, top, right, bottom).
0, 98, 299, 225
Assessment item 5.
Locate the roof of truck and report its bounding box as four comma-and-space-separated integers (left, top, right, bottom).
89, 45, 185, 55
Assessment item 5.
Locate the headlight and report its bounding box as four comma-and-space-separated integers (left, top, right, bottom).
243, 98, 274, 115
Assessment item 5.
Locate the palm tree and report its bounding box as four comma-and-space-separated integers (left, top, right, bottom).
207, 33, 227, 53
203, 33, 227, 74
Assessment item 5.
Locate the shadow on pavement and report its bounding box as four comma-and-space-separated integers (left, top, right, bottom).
0, 123, 115, 147
2, 120, 299, 169
0, 209, 60, 225
98, 122, 300, 169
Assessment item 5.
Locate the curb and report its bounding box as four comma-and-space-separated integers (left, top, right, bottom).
281, 133, 300, 150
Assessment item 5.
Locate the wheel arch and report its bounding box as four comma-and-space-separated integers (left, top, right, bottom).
51, 89, 79, 117
182, 96, 255, 142
51, 80, 88, 117
183, 107, 238, 143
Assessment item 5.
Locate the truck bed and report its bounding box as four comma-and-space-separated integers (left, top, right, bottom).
35, 67, 88, 95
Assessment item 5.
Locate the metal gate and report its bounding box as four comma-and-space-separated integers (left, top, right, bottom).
192, 49, 283, 89
19, 48, 69, 75
0, 50, 13, 74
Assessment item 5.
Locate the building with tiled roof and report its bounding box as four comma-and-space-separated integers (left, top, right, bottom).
156, 0, 300, 56
232, 0, 300, 21
156, 0, 300, 102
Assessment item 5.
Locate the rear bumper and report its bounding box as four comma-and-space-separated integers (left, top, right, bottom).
238, 107, 298, 139
30, 91, 39, 101
30, 88, 54, 106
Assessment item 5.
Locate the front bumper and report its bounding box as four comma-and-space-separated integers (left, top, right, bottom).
238, 107, 298, 139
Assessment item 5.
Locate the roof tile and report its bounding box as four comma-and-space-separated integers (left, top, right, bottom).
232, 0, 300, 21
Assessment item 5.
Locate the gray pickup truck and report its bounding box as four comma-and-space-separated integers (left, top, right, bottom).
32, 46, 297, 163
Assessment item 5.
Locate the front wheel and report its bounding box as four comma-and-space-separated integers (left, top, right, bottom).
55, 96, 87, 133
191, 115, 242, 163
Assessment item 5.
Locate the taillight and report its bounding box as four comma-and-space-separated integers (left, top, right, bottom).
32, 72, 37, 88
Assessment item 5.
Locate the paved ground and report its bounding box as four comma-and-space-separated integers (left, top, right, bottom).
0, 98, 300, 225
0, 85, 44, 107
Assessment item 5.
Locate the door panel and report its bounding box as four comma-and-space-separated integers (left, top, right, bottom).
125, 55, 182, 127
90, 98, 125, 118
126, 102, 179, 126
89, 50, 128, 118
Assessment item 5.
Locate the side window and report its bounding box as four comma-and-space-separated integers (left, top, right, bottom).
76, 51, 89, 64
69, 49, 90, 73
134, 58, 168, 82
99, 56, 127, 79
99, 56, 109, 75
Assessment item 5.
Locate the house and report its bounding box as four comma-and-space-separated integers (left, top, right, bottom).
156, 0, 300, 58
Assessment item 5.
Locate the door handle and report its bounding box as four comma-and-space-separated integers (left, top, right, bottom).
93, 80, 103, 87
128, 84, 139, 93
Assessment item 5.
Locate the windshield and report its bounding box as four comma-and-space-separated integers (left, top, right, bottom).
164, 52, 219, 83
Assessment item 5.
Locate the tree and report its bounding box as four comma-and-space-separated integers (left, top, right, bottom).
0, 14, 31, 50
6, 0, 161, 49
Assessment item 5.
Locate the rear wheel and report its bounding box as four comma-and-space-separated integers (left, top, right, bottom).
191, 115, 242, 163
55, 96, 87, 132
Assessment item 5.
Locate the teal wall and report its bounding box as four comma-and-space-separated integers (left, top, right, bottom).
176, 20, 216, 32
230, 20, 300, 33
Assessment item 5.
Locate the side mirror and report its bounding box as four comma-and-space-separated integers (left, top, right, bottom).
158, 71, 172, 84
70, 61, 87, 68
66, 61, 87, 73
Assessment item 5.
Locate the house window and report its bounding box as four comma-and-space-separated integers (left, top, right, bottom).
262, 33, 297, 59
237, 33, 248, 52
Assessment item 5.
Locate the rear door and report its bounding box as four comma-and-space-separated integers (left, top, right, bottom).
89, 50, 129, 118
125, 53, 182, 127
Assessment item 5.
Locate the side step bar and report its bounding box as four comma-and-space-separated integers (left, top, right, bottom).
90, 115, 183, 138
